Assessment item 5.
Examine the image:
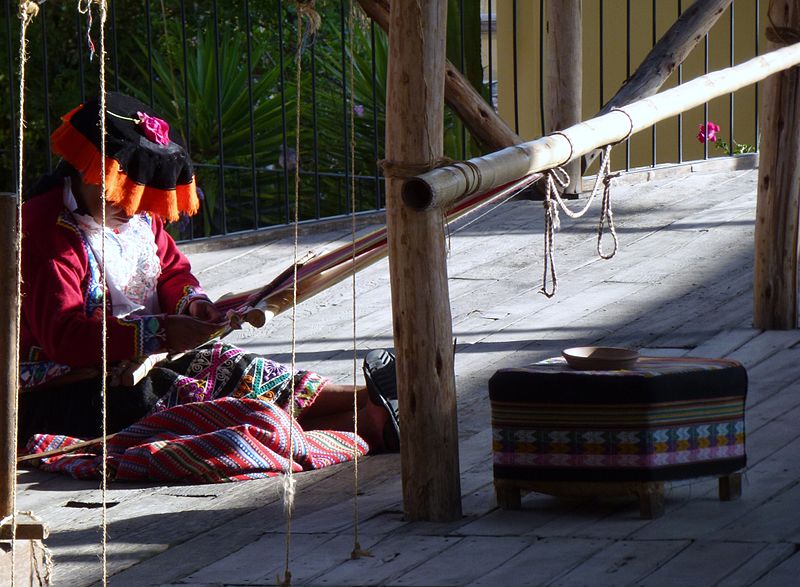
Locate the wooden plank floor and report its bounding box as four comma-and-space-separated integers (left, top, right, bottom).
11, 166, 800, 586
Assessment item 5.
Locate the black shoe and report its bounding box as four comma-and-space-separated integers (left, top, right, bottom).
363, 349, 400, 452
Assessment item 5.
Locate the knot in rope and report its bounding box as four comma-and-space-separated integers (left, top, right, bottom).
293, 0, 321, 33
18, 1, 39, 22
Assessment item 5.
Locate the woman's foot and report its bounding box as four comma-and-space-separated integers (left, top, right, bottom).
363, 349, 400, 452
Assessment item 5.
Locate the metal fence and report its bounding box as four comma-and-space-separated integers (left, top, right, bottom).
487, 0, 763, 172
2, 1, 763, 242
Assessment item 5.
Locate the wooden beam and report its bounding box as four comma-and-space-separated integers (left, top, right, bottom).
403, 43, 800, 211
544, 0, 582, 194
357, 0, 521, 152
0, 512, 49, 541
385, 0, 461, 521
0, 193, 19, 520
753, 1, 800, 329
583, 0, 733, 171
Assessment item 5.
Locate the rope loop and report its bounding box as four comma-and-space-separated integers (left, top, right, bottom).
539, 166, 568, 298
610, 107, 635, 144
597, 169, 621, 260
549, 130, 574, 167
458, 160, 483, 196
539, 140, 623, 297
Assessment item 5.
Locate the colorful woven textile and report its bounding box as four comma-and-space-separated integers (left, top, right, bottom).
26, 397, 368, 483
490, 356, 747, 482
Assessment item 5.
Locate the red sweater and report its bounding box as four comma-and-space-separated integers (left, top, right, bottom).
20, 183, 207, 387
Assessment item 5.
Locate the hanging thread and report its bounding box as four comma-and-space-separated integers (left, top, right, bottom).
12, 3, 41, 585
347, 0, 370, 562
94, 1, 110, 585
77, 0, 97, 60
279, 4, 321, 585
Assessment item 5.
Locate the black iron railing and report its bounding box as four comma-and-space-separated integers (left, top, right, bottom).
2, 0, 762, 242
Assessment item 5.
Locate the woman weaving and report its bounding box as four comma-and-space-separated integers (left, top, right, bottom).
19, 93, 399, 480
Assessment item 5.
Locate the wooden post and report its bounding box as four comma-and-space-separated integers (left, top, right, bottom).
385, 0, 462, 521
0, 193, 19, 519
544, 0, 582, 195
753, 1, 800, 329
358, 0, 522, 152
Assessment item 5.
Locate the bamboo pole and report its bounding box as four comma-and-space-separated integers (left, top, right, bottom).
583, 0, 732, 170
403, 42, 800, 211
0, 193, 18, 519
544, 0, 582, 195
753, 1, 800, 329
385, 0, 462, 521
357, 0, 522, 151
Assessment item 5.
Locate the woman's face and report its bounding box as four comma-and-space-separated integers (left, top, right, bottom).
75, 178, 133, 228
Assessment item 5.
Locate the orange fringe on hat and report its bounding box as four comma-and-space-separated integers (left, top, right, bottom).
50, 105, 200, 223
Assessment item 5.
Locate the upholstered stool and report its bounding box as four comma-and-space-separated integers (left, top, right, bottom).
489, 356, 747, 519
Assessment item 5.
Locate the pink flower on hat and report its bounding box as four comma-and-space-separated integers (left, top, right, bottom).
137, 111, 171, 145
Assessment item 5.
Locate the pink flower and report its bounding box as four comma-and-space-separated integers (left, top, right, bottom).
353, 104, 365, 118
697, 121, 720, 144
137, 111, 171, 146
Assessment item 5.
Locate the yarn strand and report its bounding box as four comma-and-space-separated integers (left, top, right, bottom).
11, 3, 41, 584
96, 2, 110, 585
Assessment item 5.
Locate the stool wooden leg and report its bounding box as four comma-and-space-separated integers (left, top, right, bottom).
638, 483, 665, 519
719, 472, 742, 501
495, 483, 522, 510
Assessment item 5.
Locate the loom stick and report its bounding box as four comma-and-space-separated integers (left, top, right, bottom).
17, 434, 117, 464
405, 42, 800, 212
0, 194, 19, 520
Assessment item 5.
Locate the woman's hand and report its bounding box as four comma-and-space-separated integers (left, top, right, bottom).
165, 315, 226, 353
186, 299, 224, 323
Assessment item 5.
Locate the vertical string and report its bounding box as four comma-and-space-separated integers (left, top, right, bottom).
280, 4, 304, 584
13, 3, 40, 585
97, 1, 110, 585
347, 0, 366, 560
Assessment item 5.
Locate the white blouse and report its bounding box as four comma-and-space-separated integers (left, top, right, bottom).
64, 177, 162, 317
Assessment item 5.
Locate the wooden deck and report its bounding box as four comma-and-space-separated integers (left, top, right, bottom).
10, 164, 800, 586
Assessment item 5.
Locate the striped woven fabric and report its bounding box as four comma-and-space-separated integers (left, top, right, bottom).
492, 398, 746, 469
26, 397, 368, 483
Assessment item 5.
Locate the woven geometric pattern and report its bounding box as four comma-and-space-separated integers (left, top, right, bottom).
490, 357, 747, 482
26, 397, 368, 483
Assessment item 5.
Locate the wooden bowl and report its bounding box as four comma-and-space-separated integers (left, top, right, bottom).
562, 346, 639, 371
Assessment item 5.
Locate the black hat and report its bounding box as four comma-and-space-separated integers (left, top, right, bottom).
51, 92, 199, 221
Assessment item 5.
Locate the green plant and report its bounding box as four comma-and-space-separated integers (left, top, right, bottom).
312, 16, 387, 180
122, 18, 295, 235
697, 121, 756, 154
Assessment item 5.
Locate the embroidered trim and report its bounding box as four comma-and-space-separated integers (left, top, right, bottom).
19, 360, 72, 389
175, 284, 210, 315
118, 315, 167, 356
57, 211, 107, 316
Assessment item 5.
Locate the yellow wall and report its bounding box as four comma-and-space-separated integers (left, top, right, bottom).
488, 0, 764, 171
